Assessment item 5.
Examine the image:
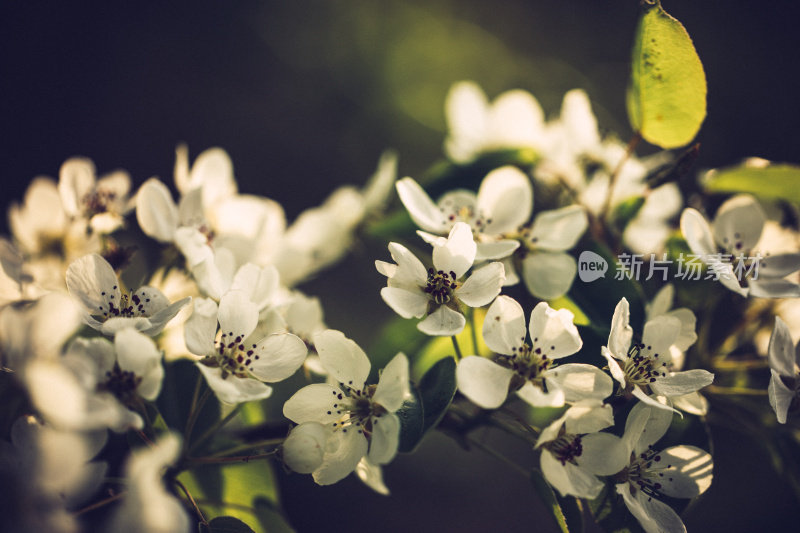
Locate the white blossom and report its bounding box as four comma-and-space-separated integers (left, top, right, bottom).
58, 157, 132, 234
283, 330, 410, 485
602, 298, 714, 413
185, 290, 307, 404
376, 222, 505, 336
681, 195, 800, 298
66, 253, 191, 336
457, 296, 611, 409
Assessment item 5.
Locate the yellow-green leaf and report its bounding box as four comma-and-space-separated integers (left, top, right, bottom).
627, 1, 706, 148
703, 161, 800, 204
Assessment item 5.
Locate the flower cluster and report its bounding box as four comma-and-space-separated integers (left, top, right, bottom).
2, 70, 797, 533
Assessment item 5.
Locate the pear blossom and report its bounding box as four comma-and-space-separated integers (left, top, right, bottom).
58, 157, 132, 234
444, 81, 546, 163
397, 167, 587, 299
66, 253, 191, 336
602, 298, 714, 412
681, 195, 800, 298
275, 151, 398, 286
534, 402, 628, 499
376, 222, 505, 336
615, 404, 713, 533
457, 296, 611, 409
536, 89, 682, 254
645, 285, 707, 416
283, 330, 410, 485
185, 290, 307, 404
108, 433, 191, 533
0, 416, 107, 533
767, 317, 800, 423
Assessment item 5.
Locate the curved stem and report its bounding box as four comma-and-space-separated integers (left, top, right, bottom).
189, 405, 242, 454
187, 450, 278, 465
451, 335, 463, 361
183, 387, 212, 455
174, 478, 207, 526
75, 491, 126, 516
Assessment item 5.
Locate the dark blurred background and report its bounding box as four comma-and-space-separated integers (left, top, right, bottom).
2, 1, 799, 531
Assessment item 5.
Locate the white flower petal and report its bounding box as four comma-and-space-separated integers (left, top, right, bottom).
456, 356, 513, 409
476, 166, 533, 234
521, 252, 576, 300
671, 392, 709, 416
313, 329, 371, 388
601, 346, 627, 386
313, 427, 368, 486
433, 222, 476, 278
768, 370, 795, 424
283, 422, 328, 474
417, 305, 465, 336
230, 264, 280, 310
456, 261, 505, 307
136, 178, 178, 242
642, 315, 682, 358
482, 295, 526, 355
197, 364, 272, 405
380, 286, 428, 319
444, 81, 488, 163
143, 296, 191, 336
249, 333, 307, 383
528, 302, 582, 359
184, 298, 218, 356
218, 290, 259, 341
517, 380, 565, 407
629, 398, 673, 452
680, 208, 716, 257
578, 432, 628, 476
66, 254, 121, 314
395, 177, 448, 233
530, 205, 588, 251
651, 369, 714, 397
114, 329, 163, 400
541, 450, 603, 499
355, 457, 390, 496
749, 278, 800, 298
59, 158, 96, 216
373, 353, 410, 413
386, 242, 428, 285
475, 240, 520, 261
617, 484, 686, 533
487, 89, 545, 150
607, 297, 633, 358
547, 364, 612, 402
712, 194, 765, 253
758, 253, 800, 278
283, 383, 342, 424
656, 445, 713, 498
368, 412, 400, 465
632, 387, 680, 415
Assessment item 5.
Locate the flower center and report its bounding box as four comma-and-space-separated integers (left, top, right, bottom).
201, 331, 260, 379
329, 383, 386, 437
100, 364, 142, 404
545, 433, 583, 465
621, 447, 673, 498
82, 188, 118, 217
623, 343, 667, 388
97, 287, 155, 319
425, 268, 458, 305
496, 339, 554, 390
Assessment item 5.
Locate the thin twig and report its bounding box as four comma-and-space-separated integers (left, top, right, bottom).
174, 478, 208, 526
451, 335, 463, 361
75, 491, 126, 516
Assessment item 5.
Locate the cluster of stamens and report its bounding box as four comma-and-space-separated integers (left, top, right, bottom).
623, 343, 667, 387
97, 287, 152, 318
438, 200, 493, 234
100, 364, 142, 404
82, 189, 118, 217
622, 447, 674, 499
328, 383, 385, 437
545, 433, 583, 465
496, 335, 554, 389
203, 331, 261, 379
425, 268, 458, 305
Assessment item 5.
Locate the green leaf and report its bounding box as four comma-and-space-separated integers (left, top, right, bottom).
610, 196, 646, 231
396, 384, 424, 453
206, 516, 256, 533
627, 1, 706, 148
418, 356, 458, 434
703, 161, 800, 204
178, 458, 285, 533
531, 469, 570, 533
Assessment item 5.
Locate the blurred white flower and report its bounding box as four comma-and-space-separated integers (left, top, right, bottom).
457, 296, 611, 409
602, 298, 714, 413
681, 195, 800, 298
376, 222, 505, 336
66, 253, 191, 336
58, 157, 132, 234
444, 81, 545, 163
185, 290, 307, 404
108, 433, 190, 533
767, 317, 800, 423
283, 330, 410, 485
